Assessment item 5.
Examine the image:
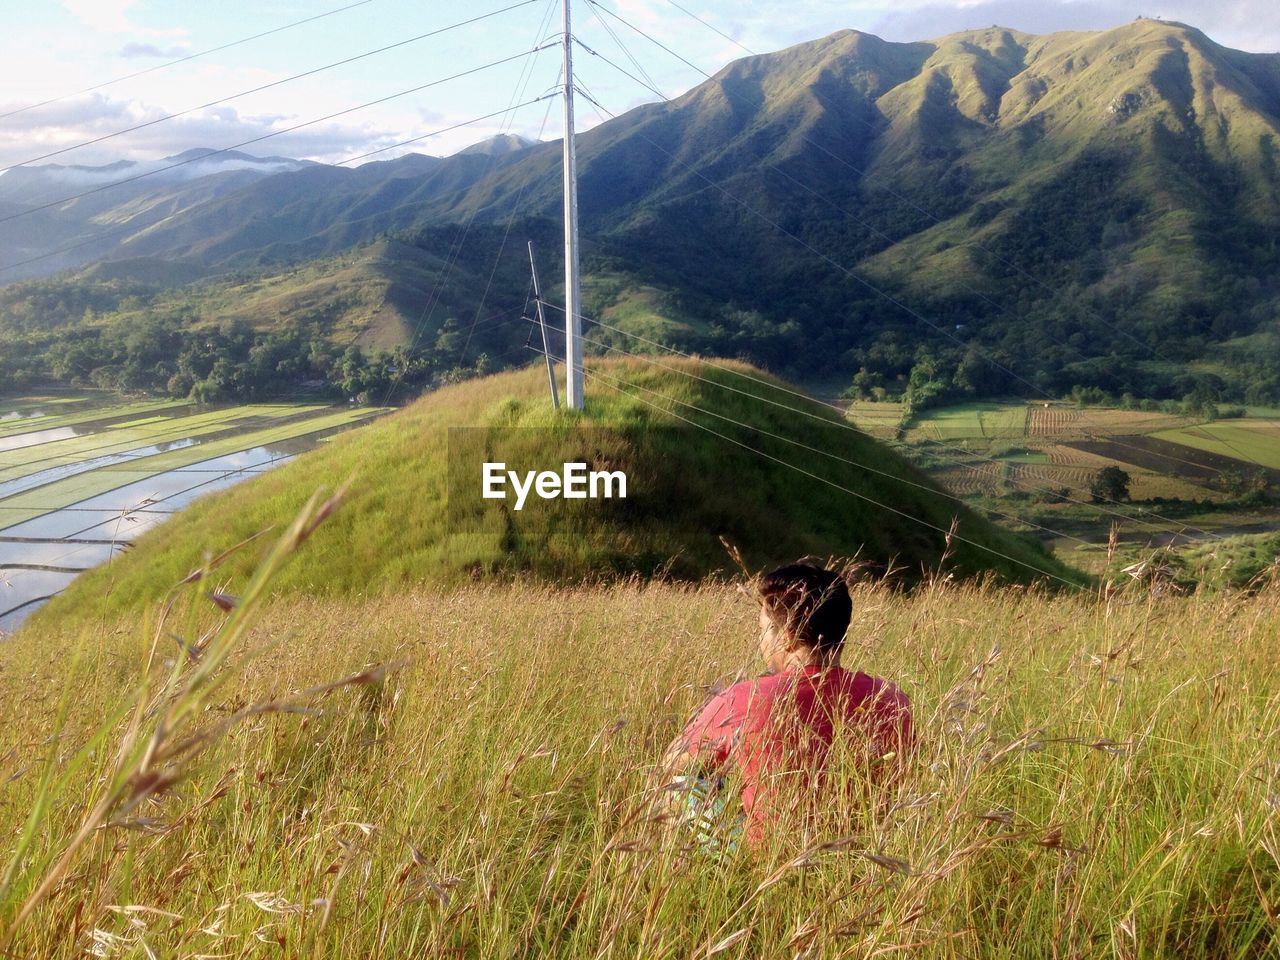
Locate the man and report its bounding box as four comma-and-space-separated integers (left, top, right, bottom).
658, 562, 914, 851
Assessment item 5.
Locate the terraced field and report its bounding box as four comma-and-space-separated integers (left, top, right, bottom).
0, 395, 389, 630
886, 398, 1279, 519
840, 400, 903, 439
1027, 405, 1187, 438
934, 460, 1003, 496
0, 398, 192, 439
1153, 420, 1280, 471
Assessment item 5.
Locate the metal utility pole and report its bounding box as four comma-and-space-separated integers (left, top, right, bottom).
561, 0, 584, 409
528, 240, 559, 410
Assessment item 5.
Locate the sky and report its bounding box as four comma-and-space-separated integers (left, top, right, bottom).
0, 0, 1277, 172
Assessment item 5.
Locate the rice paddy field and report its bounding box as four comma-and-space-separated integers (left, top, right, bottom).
0, 394, 388, 631
2, 529, 1278, 958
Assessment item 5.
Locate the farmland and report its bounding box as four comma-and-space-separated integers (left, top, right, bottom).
842, 399, 1280, 571
0, 394, 388, 630
1152, 420, 1280, 471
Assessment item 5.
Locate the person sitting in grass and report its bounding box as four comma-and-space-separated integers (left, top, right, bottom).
657, 562, 914, 853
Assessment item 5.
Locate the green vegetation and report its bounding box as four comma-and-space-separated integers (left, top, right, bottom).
0, 239, 519, 402
31, 358, 1081, 629
4, 547, 1277, 955
1088, 466, 1132, 504
7, 23, 1280, 410
839, 393, 1279, 578
1152, 421, 1280, 471
903, 401, 1027, 441
1167, 531, 1280, 589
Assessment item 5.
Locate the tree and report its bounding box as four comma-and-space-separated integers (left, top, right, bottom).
844, 366, 883, 400
1089, 465, 1131, 503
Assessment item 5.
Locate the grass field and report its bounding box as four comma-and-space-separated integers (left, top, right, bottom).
900, 403, 1195, 446
1152, 421, 1280, 471
2, 531, 1277, 957
840, 401, 902, 439
904, 402, 1029, 442
854, 397, 1280, 513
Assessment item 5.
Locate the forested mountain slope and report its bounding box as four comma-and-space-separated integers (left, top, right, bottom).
4, 20, 1278, 403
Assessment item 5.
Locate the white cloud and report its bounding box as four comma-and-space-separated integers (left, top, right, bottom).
60, 0, 140, 33
119, 42, 189, 59
864, 0, 1280, 51
0, 93, 407, 169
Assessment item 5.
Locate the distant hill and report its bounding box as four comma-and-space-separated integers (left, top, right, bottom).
456, 133, 539, 157
0, 150, 315, 280
29, 357, 1083, 629
3, 19, 1280, 404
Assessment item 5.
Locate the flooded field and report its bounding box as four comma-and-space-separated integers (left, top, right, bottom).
0, 394, 388, 632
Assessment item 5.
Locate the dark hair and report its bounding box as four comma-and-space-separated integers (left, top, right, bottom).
757, 562, 852, 653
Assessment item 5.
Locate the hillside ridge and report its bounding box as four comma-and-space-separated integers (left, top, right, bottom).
28, 357, 1082, 629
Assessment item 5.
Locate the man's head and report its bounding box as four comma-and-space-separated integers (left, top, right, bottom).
756, 563, 852, 671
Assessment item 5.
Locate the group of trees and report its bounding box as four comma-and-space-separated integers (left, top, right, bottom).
0, 312, 491, 403
841, 340, 1276, 420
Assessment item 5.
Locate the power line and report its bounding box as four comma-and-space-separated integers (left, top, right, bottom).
0, 80, 565, 293
380, 0, 561, 407
0, 45, 557, 229
0, 333, 545, 574
460, 21, 566, 365
644, 0, 1271, 470
459, 84, 563, 362
572, 78, 1229, 480
560, 352, 1086, 590
0, 0, 375, 121
542, 300, 1212, 541
535, 331, 1093, 547
0, 312, 528, 496
0, 96, 555, 279
1, 0, 544, 175
584, 2, 663, 96
569, 71, 1247, 531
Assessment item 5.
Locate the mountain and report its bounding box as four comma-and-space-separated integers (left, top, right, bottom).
3, 19, 1280, 404
29, 357, 1083, 629
456, 133, 539, 157
0, 151, 316, 281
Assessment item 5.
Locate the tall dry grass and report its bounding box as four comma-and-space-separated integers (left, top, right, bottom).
2, 555, 1278, 957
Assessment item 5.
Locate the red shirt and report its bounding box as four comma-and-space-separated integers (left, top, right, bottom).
681, 664, 913, 843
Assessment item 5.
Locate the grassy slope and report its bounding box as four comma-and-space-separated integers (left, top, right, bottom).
863, 21, 1280, 302
132, 239, 466, 351
30, 358, 1080, 630
4, 579, 1278, 956
1168, 531, 1280, 587
0, 238, 484, 354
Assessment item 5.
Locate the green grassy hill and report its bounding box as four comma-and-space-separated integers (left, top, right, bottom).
30, 358, 1082, 629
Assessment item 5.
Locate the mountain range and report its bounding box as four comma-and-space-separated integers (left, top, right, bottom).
2, 18, 1279, 403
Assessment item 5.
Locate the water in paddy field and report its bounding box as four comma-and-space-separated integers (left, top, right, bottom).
0, 395, 386, 634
